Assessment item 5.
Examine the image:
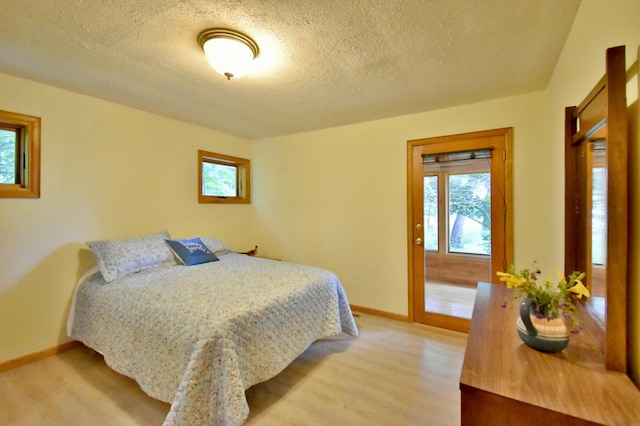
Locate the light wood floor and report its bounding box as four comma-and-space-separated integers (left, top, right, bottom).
0, 313, 467, 426
424, 282, 477, 319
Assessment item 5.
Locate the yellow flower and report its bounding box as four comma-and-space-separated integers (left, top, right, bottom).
500, 263, 588, 333
569, 280, 590, 299
496, 271, 525, 288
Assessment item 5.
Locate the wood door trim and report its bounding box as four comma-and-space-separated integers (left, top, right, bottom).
407, 128, 513, 328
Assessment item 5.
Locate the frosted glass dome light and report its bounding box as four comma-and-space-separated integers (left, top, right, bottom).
198, 29, 259, 80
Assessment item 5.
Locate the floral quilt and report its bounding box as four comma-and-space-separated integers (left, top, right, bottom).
69, 253, 358, 425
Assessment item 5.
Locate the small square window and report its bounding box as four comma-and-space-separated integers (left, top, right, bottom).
0, 127, 18, 184
0, 110, 41, 198
198, 150, 250, 204
202, 162, 238, 197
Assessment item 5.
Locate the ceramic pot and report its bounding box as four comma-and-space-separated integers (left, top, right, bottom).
516, 298, 569, 353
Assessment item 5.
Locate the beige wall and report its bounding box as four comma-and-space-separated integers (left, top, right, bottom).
0, 73, 254, 363
546, 0, 640, 383
251, 91, 551, 315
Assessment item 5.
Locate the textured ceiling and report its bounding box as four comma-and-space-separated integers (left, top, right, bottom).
0, 0, 581, 139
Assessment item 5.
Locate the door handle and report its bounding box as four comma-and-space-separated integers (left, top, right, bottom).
415, 238, 423, 246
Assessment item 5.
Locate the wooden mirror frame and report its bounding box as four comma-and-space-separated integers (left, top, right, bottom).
564, 46, 628, 372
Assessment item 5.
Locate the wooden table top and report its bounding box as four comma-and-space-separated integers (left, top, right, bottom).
460, 282, 640, 425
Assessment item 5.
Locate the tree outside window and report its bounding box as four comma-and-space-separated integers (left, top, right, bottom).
0, 129, 17, 184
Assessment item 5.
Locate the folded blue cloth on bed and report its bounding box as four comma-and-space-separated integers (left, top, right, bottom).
165, 237, 219, 266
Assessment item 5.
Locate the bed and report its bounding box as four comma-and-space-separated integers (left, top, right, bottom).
67, 232, 359, 426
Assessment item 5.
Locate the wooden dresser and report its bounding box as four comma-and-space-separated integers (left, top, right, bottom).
460, 282, 640, 425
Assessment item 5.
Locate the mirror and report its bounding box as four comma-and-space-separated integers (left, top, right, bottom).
588, 141, 606, 326
564, 45, 627, 372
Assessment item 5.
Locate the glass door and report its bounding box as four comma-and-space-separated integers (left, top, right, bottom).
423, 157, 491, 320
407, 128, 512, 333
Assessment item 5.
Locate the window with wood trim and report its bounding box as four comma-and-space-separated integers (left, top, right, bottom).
0, 110, 41, 198
423, 153, 492, 256
198, 150, 250, 204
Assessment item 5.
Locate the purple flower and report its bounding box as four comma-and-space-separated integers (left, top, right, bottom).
562, 312, 571, 319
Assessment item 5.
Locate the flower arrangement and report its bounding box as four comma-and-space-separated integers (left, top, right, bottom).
497, 263, 590, 332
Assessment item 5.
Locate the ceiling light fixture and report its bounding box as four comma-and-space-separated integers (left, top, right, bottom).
197, 28, 259, 80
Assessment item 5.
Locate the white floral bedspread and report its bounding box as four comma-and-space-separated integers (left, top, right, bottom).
69, 253, 358, 425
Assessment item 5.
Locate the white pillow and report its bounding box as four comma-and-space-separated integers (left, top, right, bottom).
87, 230, 176, 283
199, 237, 235, 255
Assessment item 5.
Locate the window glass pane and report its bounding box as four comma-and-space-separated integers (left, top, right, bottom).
202, 162, 237, 197
448, 173, 491, 255
423, 175, 438, 251
592, 167, 606, 265
0, 129, 17, 184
